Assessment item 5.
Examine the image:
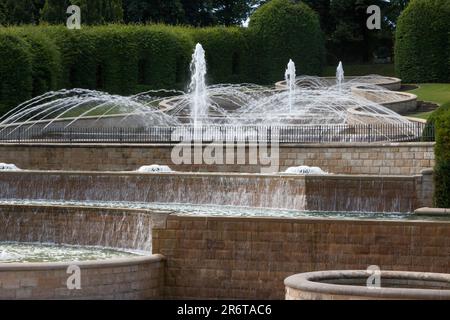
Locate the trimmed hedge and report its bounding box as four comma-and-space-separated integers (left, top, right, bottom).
0, 3, 327, 114
430, 102, 450, 207
190, 27, 255, 84
395, 0, 450, 83
249, 0, 325, 83
16, 27, 61, 96
0, 30, 33, 114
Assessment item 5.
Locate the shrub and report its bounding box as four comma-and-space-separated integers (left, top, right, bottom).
0, 30, 33, 115
432, 102, 450, 207
16, 27, 61, 96
126, 25, 193, 91
395, 0, 450, 83
190, 27, 252, 84
41, 0, 123, 25
248, 0, 325, 84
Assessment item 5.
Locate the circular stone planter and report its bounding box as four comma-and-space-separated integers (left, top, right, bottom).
285, 271, 450, 300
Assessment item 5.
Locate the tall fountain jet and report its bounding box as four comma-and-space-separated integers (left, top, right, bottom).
285, 59, 296, 112
336, 61, 344, 91
189, 43, 208, 128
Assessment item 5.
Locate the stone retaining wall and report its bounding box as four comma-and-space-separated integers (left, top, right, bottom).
0, 142, 435, 175
153, 215, 450, 300
0, 171, 433, 213
0, 205, 166, 300
0, 256, 164, 300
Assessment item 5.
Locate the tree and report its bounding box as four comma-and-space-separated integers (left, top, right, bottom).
40, 0, 123, 25
40, 0, 69, 24
180, 0, 216, 26
1, 0, 38, 25
212, 0, 253, 26
0, 1, 6, 25
395, 0, 450, 82
249, 0, 325, 82
71, 0, 123, 24
122, 0, 184, 24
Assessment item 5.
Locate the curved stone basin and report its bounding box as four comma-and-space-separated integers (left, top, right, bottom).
0, 204, 167, 300
275, 75, 402, 91
350, 86, 417, 113
285, 270, 450, 300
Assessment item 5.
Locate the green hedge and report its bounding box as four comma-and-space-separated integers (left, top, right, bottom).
0, 7, 327, 114
395, 0, 450, 83
0, 29, 33, 114
16, 27, 61, 96
249, 0, 325, 84
431, 102, 450, 207
190, 27, 254, 84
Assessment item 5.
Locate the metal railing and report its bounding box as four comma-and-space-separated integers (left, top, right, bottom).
0, 123, 435, 144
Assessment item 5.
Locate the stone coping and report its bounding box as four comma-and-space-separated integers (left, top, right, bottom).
0, 169, 422, 180
0, 141, 436, 148
415, 207, 450, 216
0, 254, 165, 271
285, 271, 450, 300
275, 76, 402, 89
1, 203, 449, 229
0, 203, 172, 229
168, 213, 450, 226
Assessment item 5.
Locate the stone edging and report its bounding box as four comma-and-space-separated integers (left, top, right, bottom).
285, 270, 450, 300
0, 254, 165, 271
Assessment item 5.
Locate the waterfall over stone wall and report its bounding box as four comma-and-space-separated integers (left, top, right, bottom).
0, 171, 423, 213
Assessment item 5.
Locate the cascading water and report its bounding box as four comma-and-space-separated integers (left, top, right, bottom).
285, 59, 296, 112
336, 61, 344, 91
189, 43, 208, 128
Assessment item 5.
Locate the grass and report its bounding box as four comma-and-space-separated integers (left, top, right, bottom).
406, 83, 450, 120
323, 63, 395, 77
407, 83, 450, 106
407, 111, 434, 120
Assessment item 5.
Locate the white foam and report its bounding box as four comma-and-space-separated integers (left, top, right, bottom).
0, 163, 21, 171
284, 166, 328, 175
136, 165, 173, 173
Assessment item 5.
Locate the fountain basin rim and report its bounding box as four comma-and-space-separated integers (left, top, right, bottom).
415, 207, 450, 216
0, 169, 427, 181
285, 270, 450, 300
0, 254, 164, 271
275, 76, 402, 89
168, 212, 449, 225
1, 203, 449, 226
350, 86, 418, 105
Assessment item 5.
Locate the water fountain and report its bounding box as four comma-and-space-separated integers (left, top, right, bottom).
137, 165, 173, 173
285, 59, 296, 112
189, 43, 208, 128
336, 61, 344, 91
284, 166, 328, 175
0, 163, 20, 171
0, 45, 418, 142
0, 44, 442, 300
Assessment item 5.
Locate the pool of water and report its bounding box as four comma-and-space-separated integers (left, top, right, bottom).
1, 199, 449, 222
0, 242, 140, 263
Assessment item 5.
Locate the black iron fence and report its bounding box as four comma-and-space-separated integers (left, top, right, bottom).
0, 123, 435, 144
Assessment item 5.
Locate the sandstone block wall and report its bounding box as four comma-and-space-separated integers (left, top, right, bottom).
0, 257, 164, 300
0, 142, 435, 175
153, 215, 450, 300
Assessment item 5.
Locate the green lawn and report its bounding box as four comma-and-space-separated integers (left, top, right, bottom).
323, 63, 396, 77
406, 83, 450, 120
407, 83, 450, 106
407, 111, 434, 120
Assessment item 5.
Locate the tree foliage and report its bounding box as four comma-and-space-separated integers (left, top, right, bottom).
395, 0, 450, 83
249, 0, 325, 83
